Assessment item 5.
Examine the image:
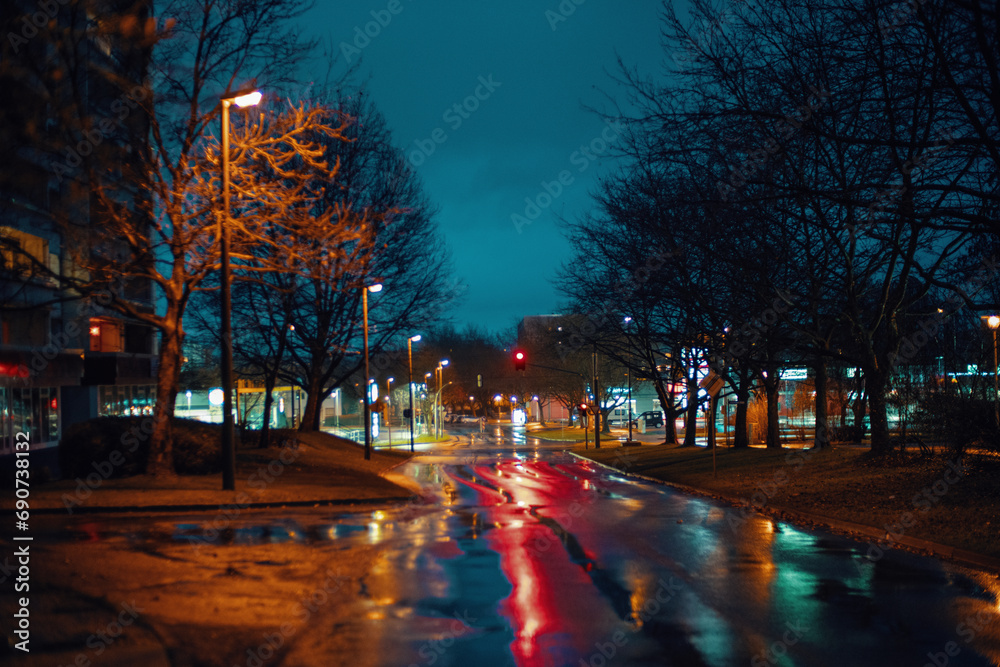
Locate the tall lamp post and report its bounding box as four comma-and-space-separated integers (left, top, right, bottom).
407, 335, 421, 452
362, 283, 383, 460
435, 360, 449, 438
985, 315, 1000, 429
385, 377, 394, 448
219, 87, 261, 491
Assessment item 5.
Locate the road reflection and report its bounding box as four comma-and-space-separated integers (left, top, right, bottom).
52, 438, 1000, 666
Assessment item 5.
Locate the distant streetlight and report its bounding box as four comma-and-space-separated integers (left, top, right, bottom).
363, 283, 383, 460
407, 335, 421, 452
984, 316, 1000, 429
219, 86, 261, 491
435, 360, 450, 438
385, 377, 394, 448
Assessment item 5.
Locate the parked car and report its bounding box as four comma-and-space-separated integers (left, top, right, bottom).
638, 411, 664, 427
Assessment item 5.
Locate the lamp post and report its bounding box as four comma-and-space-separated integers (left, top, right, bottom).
219, 88, 261, 491
385, 377, 394, 448
627, 371, 633, 441
435, 360, 449, 438
363, 283, 382, 460
407, 335, 421, 452
986, 315, 1000, 429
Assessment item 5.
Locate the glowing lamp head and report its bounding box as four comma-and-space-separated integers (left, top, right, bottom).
989, 315, 1000, 330
409, 334, 421, 342
233, 91, 262, 107
367, 283, 383, 293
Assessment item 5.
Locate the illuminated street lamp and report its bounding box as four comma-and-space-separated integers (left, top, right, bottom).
385, 377, 394, 448
363, 283, 383, 460
435, 360, 450, 438
407, 335, 421, 452
984, 315, 1000, 429
219, 86, 261, 491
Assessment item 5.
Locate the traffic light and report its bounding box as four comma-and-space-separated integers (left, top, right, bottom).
578, 403, 588, 415
513, 349, 526, 371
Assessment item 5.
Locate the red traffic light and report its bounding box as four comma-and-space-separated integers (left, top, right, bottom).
513, 349, 526, 371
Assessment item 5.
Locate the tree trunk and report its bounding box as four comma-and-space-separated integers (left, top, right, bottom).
813, 360, 830, 448
298, 373, 323, 432
867, 368, 893, 455
258, 328, 288, 448
763, 368, 781, 448
146, 324, 182, 477
683, 372, 698, 446
652, 380, 680, 445
258, 373, 276, 448
733, 385, 751, 448
663, 408, 679, 445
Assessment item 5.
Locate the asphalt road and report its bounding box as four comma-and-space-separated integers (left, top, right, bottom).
25, 425, 1000, 666
317, 426, 1000, 665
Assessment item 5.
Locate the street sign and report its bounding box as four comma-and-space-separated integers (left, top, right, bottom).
699, 370, 725, 397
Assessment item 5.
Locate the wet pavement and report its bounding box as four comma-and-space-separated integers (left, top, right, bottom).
39, 426, 1000, 666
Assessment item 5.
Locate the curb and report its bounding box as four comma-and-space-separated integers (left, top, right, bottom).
570, 452, 1000, 575
14, 494, 418, 516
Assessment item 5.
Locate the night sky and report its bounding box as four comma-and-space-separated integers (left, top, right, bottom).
302, 1, 667, 333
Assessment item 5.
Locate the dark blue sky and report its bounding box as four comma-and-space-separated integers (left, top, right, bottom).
303, 1, 667, 333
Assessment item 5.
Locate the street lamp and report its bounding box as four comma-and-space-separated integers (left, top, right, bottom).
219, 86, 261, 491
627, 370, 633, 442
363, 283, 383, 460
985, 315, 1000, 429
435, 359, 449, 438
385, 377, 394, 448
407, 335, 421, 452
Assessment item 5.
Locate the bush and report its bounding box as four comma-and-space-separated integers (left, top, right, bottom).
912, 394, 998, 456
829, 425, 864, 443
58, 417, 235, 479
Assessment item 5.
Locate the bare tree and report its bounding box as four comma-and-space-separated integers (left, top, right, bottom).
1, 0, 359, 475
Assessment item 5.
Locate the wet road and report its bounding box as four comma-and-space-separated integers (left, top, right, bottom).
54, 427, 1000, 666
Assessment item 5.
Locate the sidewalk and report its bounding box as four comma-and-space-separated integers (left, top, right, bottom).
8, 431, 416, 515
0, 432, 418, 667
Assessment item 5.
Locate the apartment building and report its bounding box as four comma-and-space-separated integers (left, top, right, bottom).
1, 1, 156, 476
